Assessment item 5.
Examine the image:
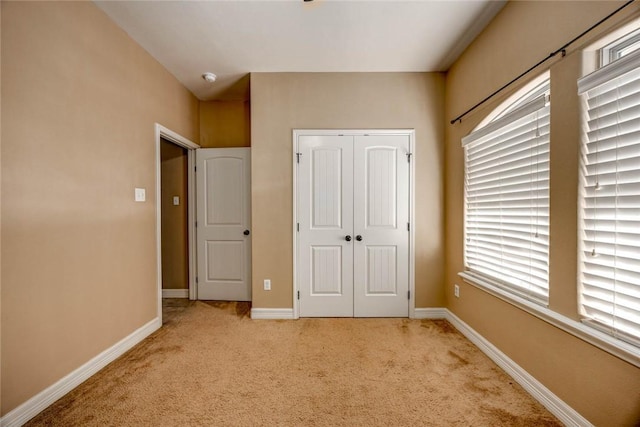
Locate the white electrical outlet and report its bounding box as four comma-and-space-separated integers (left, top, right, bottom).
454, 284, 460, 298
264, 279, 271, 291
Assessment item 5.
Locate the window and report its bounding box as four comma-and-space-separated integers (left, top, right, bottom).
601, 28, 640, 66
462, 79, 550, 305
578, 48, 640, 346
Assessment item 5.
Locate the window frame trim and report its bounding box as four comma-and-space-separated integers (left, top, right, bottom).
459, 272, 640, 368
600, 28, 640, 67
578, 46, 640, 94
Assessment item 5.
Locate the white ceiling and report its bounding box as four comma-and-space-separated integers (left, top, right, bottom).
95, 0, 506, 101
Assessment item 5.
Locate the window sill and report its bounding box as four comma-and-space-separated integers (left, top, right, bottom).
458, 271, 640, 369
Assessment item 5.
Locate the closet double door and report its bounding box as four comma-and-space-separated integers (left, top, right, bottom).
297, 133, 410, 317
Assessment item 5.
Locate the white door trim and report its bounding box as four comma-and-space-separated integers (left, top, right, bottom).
155, 124, 200, 322
292, 129, 416, 319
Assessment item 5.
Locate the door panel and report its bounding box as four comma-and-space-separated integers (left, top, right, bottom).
354, 135, 410, 317
205, 157, 244, 225
366, 147, 398, 228
311, 246, 343, 294
196, 148, 251, 301
206, 241, 244, 281
311, 148, 343, 228
298, 136, 354, 317
366, 246, 397, 294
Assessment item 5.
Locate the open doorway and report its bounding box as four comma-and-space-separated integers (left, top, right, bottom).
160, 138, 189, 298
155, 124, 200, 323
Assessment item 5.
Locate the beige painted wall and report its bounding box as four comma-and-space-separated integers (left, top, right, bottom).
160, 140, 188, 290
200, 101, 251, 148
0, 2, 3, 409
1, 1, 198, 415
251, 72, 445, 309
445, 2, 640, 425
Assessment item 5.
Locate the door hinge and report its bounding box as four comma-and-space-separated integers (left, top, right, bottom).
297, 290, 300, 300
408, 290, 410, 300
194, 165, 197, 172
195, 221, 198, 228
297, 223, 300, 232
296, 152, 302, 163
407, 153, 412, 162
196, 277, 199, 284
407, 222, 410, 231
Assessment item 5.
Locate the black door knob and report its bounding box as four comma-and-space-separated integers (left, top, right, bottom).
345, 235, 352, 242
243, 230, 250, 236
356, 235, 363, 241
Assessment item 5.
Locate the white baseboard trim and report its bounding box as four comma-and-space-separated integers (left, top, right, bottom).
444, 310, 593, 427
251, 308, 295, 320
162, 289, 189, 298
413, 307, 448, 319
0, 317, 161, 427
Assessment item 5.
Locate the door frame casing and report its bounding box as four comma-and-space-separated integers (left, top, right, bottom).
292, 129, 416, 319
155, 124, 200, 321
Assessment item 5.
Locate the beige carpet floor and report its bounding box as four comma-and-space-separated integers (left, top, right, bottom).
28, 300, 562, 426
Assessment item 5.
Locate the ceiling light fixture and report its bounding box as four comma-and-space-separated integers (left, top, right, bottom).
202, 72, 217, 83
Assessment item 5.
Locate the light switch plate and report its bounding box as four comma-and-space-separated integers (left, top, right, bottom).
173, 196, 180, 206
135, 188, 146, 202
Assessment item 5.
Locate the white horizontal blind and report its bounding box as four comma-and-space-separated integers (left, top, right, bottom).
463, 89, 550, 304
578, 49, 640, 346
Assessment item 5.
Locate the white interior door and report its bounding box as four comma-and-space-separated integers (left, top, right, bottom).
196, 148, 251, 301
297, 133, 410, 317
353, 135, 410, 317
298, 136, 354, 317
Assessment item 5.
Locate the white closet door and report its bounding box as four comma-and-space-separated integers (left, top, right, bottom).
298, 136, 354, 317
196, 148, 252, 301
353, 135, 410, 317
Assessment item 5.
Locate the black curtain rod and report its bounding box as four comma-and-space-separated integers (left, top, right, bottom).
449, 0, 636, 125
